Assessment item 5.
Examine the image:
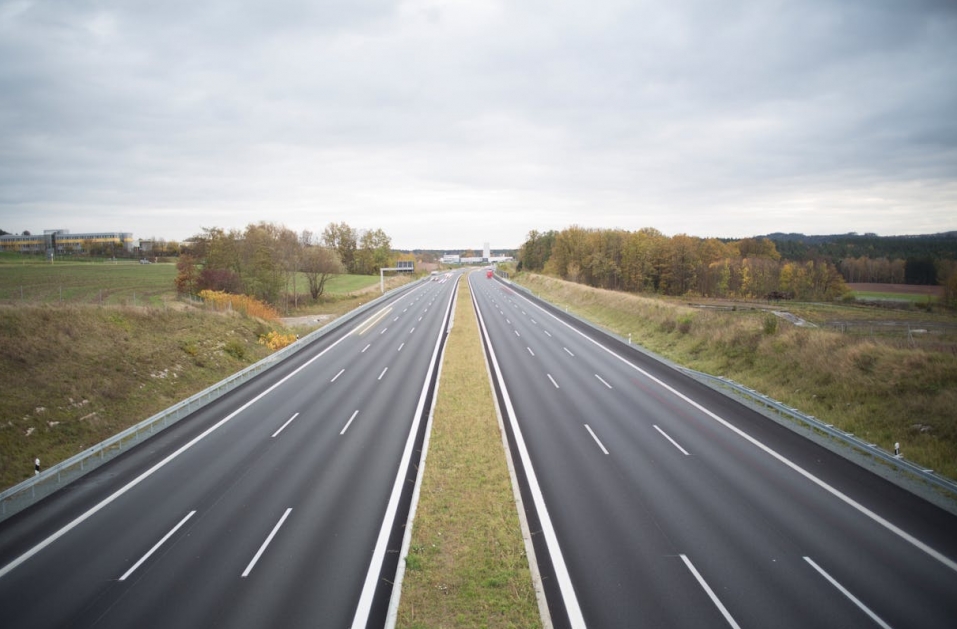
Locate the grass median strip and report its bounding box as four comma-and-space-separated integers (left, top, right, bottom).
397, 276, 541, 629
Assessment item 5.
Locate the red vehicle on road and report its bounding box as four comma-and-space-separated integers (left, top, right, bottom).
486, 269, 493, 278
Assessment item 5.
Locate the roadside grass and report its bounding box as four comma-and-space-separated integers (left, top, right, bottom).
397, 276, 540, 629
514, 273, 957, 482
0, 304, 291, 490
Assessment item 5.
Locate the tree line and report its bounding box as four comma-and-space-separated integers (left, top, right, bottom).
175, 221, 393, 307
519, 227, 849, 301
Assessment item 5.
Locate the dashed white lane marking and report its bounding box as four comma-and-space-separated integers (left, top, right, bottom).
681, 554, 741, 629
595, 374, 612, 389
515, 330, 521, 337
271, 412, 300, 438
527, 347, 535, 356
544, 330, 552, 337
361, 344, 371, 353
547, 374, 560, 389
340, 410, 359, 435
331, 368, 345, 382
242, 508, 293, 578
397, 343, 405, 352
119, 511, 196, 581
654, 425, 691, 456
378, 367, 389, 381
584, 424, 609, 455
563, 347, 574, 357
804, 556, 893, 629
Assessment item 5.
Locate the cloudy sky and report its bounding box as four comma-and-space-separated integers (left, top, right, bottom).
1, 0, 955, 250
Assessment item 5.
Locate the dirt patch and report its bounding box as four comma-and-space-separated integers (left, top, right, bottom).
280, 314, 335, 328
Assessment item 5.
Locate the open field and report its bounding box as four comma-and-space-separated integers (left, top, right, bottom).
514, 273, 957, 483
0, 258, 179, 307
849, 282, 942, 303
397, 277, 540, 629
0, 255, 410, 314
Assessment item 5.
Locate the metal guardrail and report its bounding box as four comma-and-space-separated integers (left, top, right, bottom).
679, 370, 957, 497
0, 279, 425, 522
499, 275, 957, 499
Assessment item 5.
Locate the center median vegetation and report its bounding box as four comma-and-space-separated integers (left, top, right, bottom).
397, 275, 541, 629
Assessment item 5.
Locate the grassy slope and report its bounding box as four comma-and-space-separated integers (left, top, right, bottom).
515, 273, 957, 481
0, 305, 286, 489
397, 276, 540, 629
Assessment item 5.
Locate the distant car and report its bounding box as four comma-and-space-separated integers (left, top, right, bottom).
139, 259, 151, 264
486, 269, 493, 278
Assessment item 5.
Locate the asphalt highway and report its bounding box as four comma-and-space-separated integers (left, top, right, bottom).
470, 271, 957, 629
0, 274, 458, 628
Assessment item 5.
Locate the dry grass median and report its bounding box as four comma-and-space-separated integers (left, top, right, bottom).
397, 276, 541, 629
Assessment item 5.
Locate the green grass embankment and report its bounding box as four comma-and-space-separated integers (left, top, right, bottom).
0, 305, 290, 489
397, 276, 541, 629
514, 273, 957, 482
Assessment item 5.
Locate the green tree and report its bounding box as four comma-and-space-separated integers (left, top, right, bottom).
322, 222, 358, 274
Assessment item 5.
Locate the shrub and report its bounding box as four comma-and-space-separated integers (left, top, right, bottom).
258, 330, 297, 350
223, 339, 247, 360
198, 290, 280, 321
763, 314, 779, 335
677, 316, 693, 334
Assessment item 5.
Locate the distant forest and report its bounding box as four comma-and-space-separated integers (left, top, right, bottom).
517, 228, 957, 306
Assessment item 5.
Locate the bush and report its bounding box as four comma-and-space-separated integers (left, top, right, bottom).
677, 316, 693, 334
763, 314, 779, 335
258, 330, 297, 350
223, 339, 247, 360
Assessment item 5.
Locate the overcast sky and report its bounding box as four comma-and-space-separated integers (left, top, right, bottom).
1, 0, 955, 250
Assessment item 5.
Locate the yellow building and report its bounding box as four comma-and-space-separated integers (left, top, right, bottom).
0, 230, 135, 255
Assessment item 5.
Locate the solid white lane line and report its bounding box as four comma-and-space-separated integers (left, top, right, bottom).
340, 410, 359, 435
468, 279, 586, 628
331, 368, 345, 382
271, 413, 300, 438
803, 557, 893, 629
378, 367, 389, 381
362, 344, 371, 353
397, 342, 405, 352
681, 554, 742, 629
519, 285, 957, 575
527, 347, 535, 356
242, 508, 293, 578
654, 425, 691, 456
595, 374, 612, 389
547, 374, 560, 389
351, 277, 458, 629
119, 511, 196, 581
563, 347, 574, 357
584, 424, 609, 455
0, 319, 358, 581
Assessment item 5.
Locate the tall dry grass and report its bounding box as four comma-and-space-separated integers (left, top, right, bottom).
517, 274, 957, 481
